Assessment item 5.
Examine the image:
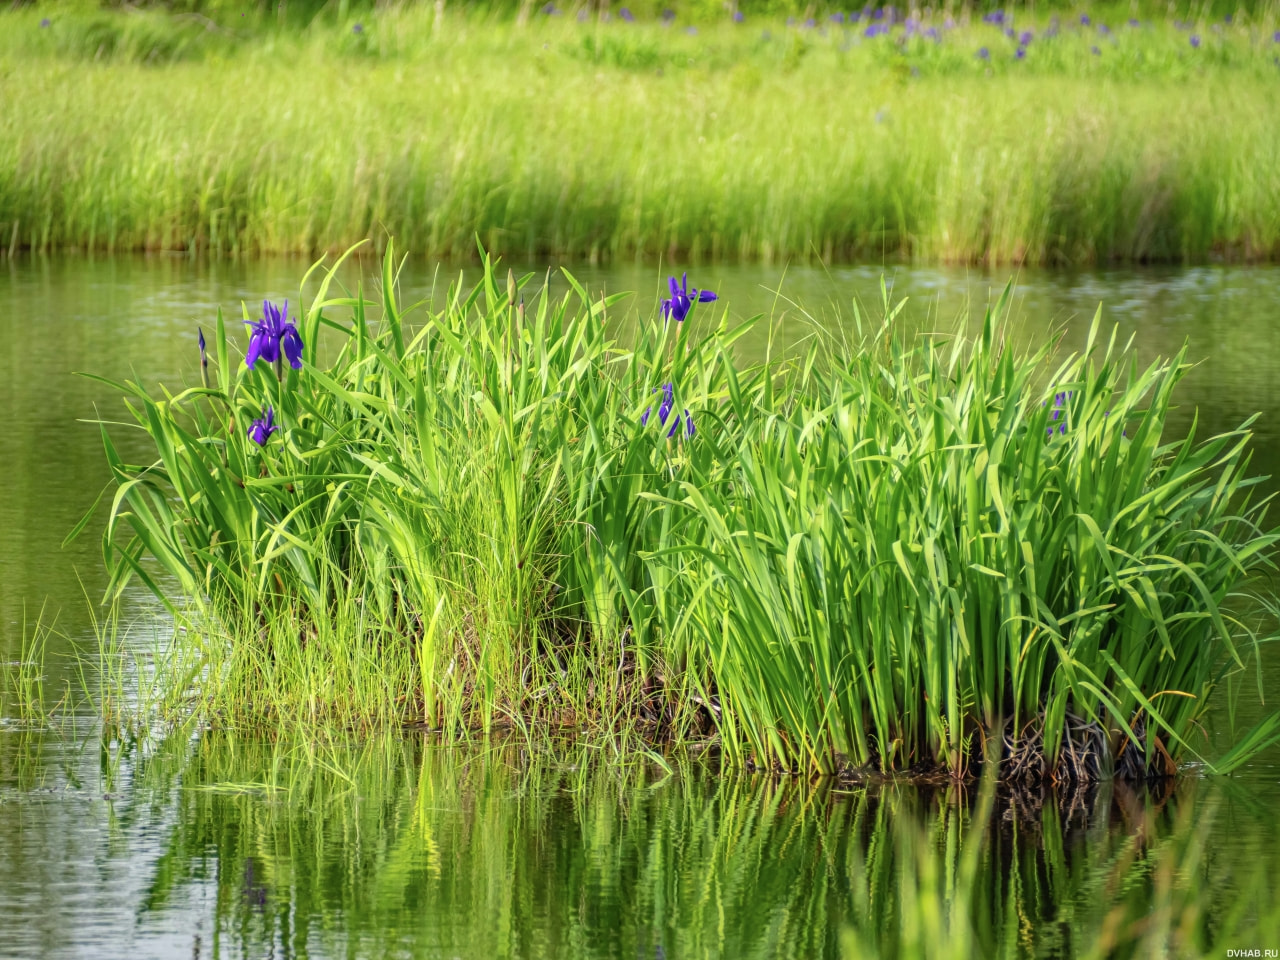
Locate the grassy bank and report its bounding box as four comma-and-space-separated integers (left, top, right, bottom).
2, 5, 1280, 264
88, 247, 1280, 779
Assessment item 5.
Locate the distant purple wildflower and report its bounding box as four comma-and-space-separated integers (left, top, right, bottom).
830, 12, 845, 23
1190, 33, 1201, 47
352, 22, 363, 33
1015, 46, 1025, 58
733, 9, 744, 21
619, 6, 635, 20
39, 17, 50, 27
1128, 18, 1139, 27
543, 3, 560, 15
1091, 45, 1101, 54
661, 8, 675, 22
1080, 13, 1090, 25
1019, 29, 1033, 44
248, 406, 279, 447
865, 23, 889, 36
982, 10, 1005, 25
977, 46, 990, 59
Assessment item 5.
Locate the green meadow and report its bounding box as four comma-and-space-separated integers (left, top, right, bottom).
2, 3, 1280, 264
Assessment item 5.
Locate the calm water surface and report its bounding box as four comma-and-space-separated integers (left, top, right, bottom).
1, 255, 1279, 958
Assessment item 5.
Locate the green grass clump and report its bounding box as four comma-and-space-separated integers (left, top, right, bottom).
91, 246, 1280, 778
2, 5, 1280, 263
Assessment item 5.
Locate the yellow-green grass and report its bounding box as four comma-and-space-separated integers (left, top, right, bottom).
1, 5, 1279, 263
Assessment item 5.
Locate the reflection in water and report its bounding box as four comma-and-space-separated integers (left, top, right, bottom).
0, 730, 1276, 959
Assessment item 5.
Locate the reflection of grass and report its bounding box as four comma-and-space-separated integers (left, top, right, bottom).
107, 732, 1280, 960
1, 6, 1279, 263
92, 249, 1280, 779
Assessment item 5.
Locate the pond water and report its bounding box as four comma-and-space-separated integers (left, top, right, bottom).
2, 255, 1279, 958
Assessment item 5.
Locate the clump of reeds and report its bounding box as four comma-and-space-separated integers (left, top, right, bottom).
90, 246, 1280, 779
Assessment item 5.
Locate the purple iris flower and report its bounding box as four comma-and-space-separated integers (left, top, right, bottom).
620, 7, 635, 20
198, 327, 209, 386
733, 9, 744, 22
246, 300, 304, 371
642, 383, 693, 439
1274, 30, 1280, 42
642, 386, 693, 439
1015, 46, 1025, 58
830, 12, 845, 23
864, 23, 889, 37
661, 274, 717, 324
1079, 13, 1090, 26
248, 406, 279, 446
658, 383, 674, 425
1019, 29, 1032, 44
1190, 33, 1201, 47
982, 10, 1005, 25
1045, 391, 1071, 436
977, 46, 990, 58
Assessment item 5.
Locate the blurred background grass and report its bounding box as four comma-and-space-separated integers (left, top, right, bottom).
1, 1, 1279, 264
